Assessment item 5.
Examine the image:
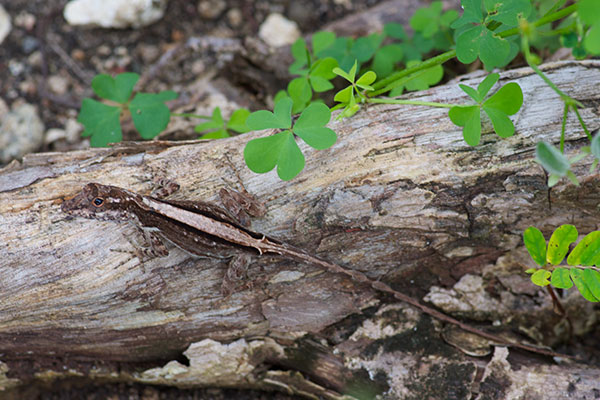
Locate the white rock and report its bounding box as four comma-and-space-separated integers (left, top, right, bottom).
258, 13, 300, 48
14, 12, 36, 31
63, 0, 167, 29
0, 102, 45, 163
47, 75, 69, 95
0, 5, 11, 45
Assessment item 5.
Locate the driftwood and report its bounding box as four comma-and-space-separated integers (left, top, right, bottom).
1, 60, 600, 398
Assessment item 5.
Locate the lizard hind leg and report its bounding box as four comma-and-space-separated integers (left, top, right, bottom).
150, 177, 181, 199
220, 253, 253, 296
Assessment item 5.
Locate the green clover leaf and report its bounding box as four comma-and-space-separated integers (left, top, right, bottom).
91, 72, 138, 103
584, 24, 600, 55
195, 107, 250, 139
244, 131, 305, 181
449, 74, 522, 145
293, 103, 336, 149
246, 98, 293, 130
457, 26, 511, 69
454, 0, 528, 69
129, 91, 178, 139
243, 98, 335, 180
78, 98, 122, 147
483, 0, 531, 27
577, 0, 600, 26
195, 107, 226, 138
371, 44, 404, 78
449, 105, 481, 146
410, 1, 444, 38
227, 108, 251, 134
287, 78, 312, 113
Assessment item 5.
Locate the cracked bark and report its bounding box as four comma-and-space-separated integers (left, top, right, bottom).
1, 60, 600, 398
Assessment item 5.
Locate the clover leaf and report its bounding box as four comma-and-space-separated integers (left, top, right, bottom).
449, 73, 522, 145
78, 99, 122, 147
246, 98, 292, 130
129, 91, 178, 139
195, 107, 250, 139
244, 131, 305, 181
77, 72, 178, 147
410, 1, 458, 39
579, 0, 600, 55
244, 98, 336, 180
453, 0, 530, 69
288, 56, 338, 113
293, 103, 337, 149
91, 72, 138, 103
371, 44, 404, 78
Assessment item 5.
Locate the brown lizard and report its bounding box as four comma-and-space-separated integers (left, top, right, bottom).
62, 182, 569, 359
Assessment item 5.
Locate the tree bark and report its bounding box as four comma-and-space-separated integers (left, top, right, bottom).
1, 60, 600, 398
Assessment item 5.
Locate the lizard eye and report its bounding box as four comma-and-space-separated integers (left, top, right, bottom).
93, 197, 104, 207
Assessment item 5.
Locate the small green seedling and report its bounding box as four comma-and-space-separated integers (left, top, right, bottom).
449, 73, 523, 146
194, 107, 251, 139
534, 130, 600, 187
331, 60, 376, 119
524, 225, 600, 302
243, 98, 336, 180
78, 72, 177, 146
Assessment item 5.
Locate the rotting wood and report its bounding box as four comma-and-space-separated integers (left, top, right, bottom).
1, 60, 600, 398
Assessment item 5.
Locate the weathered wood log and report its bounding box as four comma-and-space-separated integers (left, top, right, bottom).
1, 60, 600, 398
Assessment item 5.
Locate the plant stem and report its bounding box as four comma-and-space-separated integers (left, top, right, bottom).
370, 4, 577, 98
171, 112, 211, 119
560, 104, 568, 152
370, 50, 456, 95
521, 34, 571, 101
500, 4, 577, 38
368, 98, 453, 108
573, 106, 592, 140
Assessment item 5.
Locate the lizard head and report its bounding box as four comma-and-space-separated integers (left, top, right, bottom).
62, 182, 141, 221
